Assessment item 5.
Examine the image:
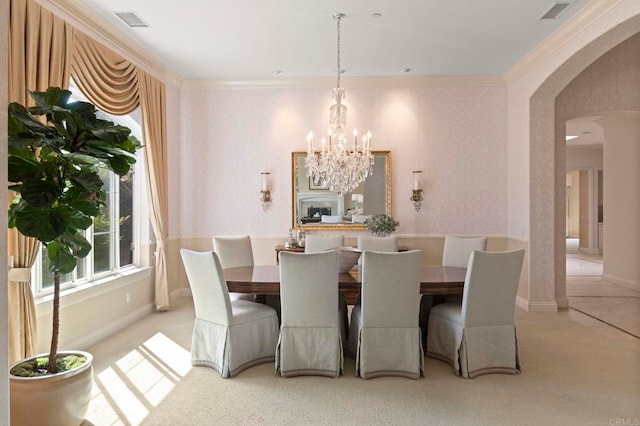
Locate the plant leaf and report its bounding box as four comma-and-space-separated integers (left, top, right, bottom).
68, 171, 104, 192
55, 205, 93, 231
7, 103, 53, 139
66, 199, 100, 217
64, 153, 101, 167
8, 155, 42, 182
107, 155, 134, 176
46, 241, 78, 274
91, 125, 131, 144
20, 179, 62, 207
29, 87, 71, 110
14, 205, 66, 242
59, 231, 92, 259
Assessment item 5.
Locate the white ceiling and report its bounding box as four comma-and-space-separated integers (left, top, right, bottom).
75, 0, 603, 147
78, 0, 590, 81
566, 115, 605, 148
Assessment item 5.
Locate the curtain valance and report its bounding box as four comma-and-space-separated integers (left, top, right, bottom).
71, 32, 140, 115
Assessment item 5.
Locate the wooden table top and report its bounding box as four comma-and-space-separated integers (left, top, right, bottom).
223, 265, 466, 296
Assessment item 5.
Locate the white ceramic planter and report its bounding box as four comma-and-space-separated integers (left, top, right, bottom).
10, 351, 93, 426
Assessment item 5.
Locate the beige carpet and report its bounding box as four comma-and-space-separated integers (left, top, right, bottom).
81, 297, 640, 426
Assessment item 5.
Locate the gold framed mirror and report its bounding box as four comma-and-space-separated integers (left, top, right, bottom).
291, 151, 391, 230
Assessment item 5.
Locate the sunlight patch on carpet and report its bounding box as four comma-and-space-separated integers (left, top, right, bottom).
88, 332, 192, 425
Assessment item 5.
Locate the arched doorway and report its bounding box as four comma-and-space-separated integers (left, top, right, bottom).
528, 18, 640, 310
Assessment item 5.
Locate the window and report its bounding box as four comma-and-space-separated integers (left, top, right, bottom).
34, 84, 143, 295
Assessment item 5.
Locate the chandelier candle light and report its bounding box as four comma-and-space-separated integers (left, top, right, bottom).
305, 13, 375, 196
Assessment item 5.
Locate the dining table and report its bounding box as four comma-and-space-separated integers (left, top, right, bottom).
223, 265, 467, 305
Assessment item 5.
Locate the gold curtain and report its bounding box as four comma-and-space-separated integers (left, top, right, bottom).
70, 32, 139, 115
70, 32, 171, 310
7, 0, 74, 363
139, 71, 170, 310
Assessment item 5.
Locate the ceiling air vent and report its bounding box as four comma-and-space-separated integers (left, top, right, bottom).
539, 2, 572, 20
115, 12, 148, 28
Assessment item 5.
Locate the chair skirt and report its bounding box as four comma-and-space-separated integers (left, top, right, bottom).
353, 304, 423, 379
458, 325, 520, 378
356, 328, 423, 379
191, 307, 279, 378
276, 327, 343, 377
426, 305, 520, 379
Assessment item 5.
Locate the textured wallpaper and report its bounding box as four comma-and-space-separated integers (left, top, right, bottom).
178, 85, 508, 236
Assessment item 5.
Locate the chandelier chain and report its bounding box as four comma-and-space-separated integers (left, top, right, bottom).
336, 14, 341, 88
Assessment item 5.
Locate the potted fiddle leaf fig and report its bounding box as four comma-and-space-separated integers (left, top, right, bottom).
7, 86, 141, 425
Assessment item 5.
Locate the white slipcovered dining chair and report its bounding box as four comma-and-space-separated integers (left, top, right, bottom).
346, 235, 400, 354
180, 249, 279, 378
420, 235, 487, 348
440, 235, 488, 305
356, 235, 398, 265
276, 251, 343, 377
350, 250, 423, 379
213, 235, 256, 302
442, 236, 488, 268
304, 234, 348, 339
426, 249, 525, 379
213, 235, 254, 268
304, 235, 345, 253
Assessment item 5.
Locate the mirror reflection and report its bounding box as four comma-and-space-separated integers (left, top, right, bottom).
291, 151, 391, 230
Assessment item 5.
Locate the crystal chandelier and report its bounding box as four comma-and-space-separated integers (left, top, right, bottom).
305, 13, 374, 196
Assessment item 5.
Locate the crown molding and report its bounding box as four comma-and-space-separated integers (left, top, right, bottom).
36, 0, 184, 88
182, 75, 505, 90
503, 0, 623, 85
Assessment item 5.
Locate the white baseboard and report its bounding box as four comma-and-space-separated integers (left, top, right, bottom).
602, 273, 640, 293
516, 296, 558, 312
68, 303, 155, 351
516, 296, 529, 311
577, 247, 599, 255
556, 297, 569, 309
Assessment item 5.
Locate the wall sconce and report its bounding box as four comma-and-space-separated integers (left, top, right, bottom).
260, 172, 272, 212
410, 170, 423, 212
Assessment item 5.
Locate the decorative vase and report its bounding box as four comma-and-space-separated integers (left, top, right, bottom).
10, 351, 94, 426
